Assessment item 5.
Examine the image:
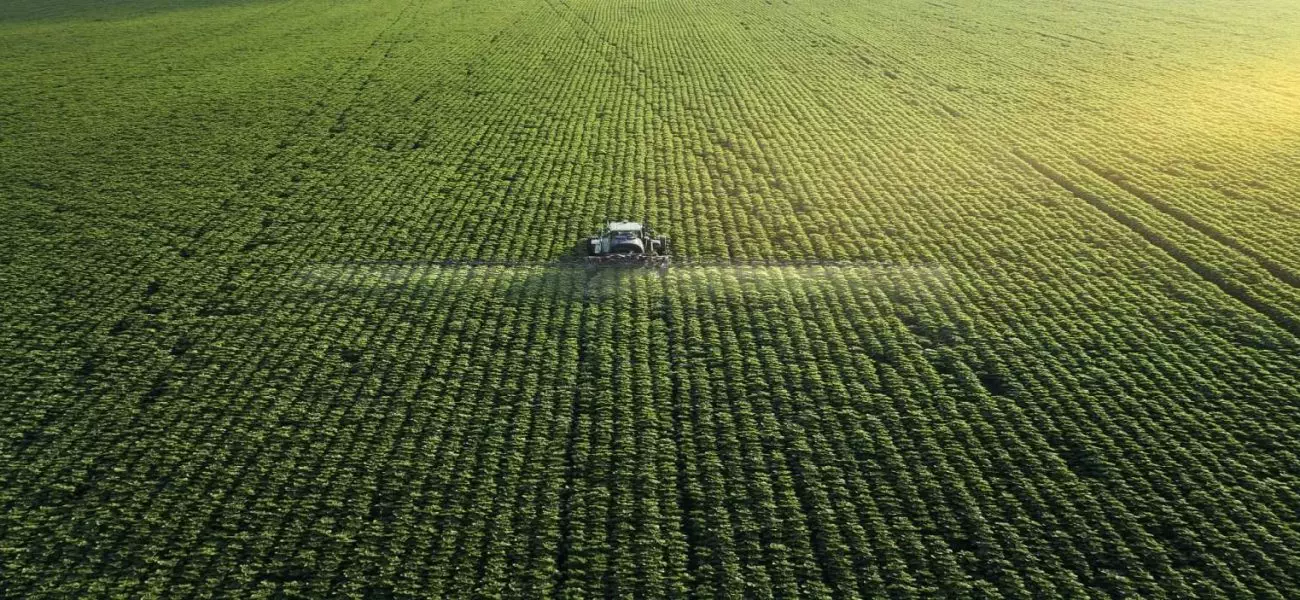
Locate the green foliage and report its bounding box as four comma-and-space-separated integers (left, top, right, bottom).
3, 0, 1300, 598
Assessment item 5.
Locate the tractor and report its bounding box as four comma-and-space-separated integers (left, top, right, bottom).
585, 221, 670, 267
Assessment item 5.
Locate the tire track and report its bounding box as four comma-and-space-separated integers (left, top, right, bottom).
1074, 155, 1300, 290
1011, 148, 1300, 339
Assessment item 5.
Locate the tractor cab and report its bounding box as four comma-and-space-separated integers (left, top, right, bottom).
606, 222, 646, 254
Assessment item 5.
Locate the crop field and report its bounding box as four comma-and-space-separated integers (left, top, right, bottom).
3, 0, 1300, 597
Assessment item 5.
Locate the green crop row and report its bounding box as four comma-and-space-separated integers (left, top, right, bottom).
3, 0, 1300, 597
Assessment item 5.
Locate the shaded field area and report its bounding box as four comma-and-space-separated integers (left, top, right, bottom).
2, 0, 1300, 597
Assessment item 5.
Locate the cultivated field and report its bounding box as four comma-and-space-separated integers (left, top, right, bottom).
3, 0, 1300, 597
